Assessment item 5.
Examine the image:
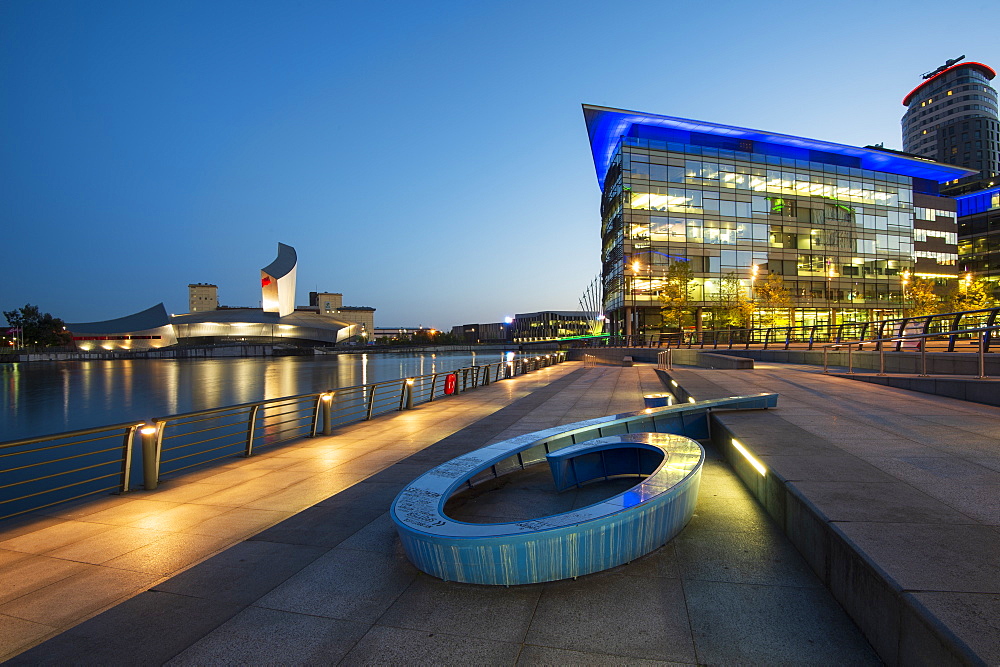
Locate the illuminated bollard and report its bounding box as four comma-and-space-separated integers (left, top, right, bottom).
320, 392, 333, 434
140, 423, 160, 490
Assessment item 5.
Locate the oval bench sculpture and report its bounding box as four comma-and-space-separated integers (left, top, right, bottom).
391, 393, 777, 585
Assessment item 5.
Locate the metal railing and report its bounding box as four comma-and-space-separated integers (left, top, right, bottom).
820, 326, 999, 378
0, 352, 566, 521
574, 306, 1000, 354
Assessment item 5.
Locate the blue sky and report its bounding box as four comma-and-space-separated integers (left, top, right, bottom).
2, 0, 998, 329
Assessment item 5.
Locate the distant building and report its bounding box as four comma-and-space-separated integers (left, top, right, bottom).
374, 327, 439, 339
450, 313, 594, 343
309, 292, 375, 337
67, 244, 368, 350
451, 323, 507, 344
901, 57, 998, 188
67, 304, 179, 350
188, 283, 218, 313
510, 311, 591, 341
956, 185, 1000, 287
261, 243, 297, 318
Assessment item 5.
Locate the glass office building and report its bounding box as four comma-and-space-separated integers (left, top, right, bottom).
583, 106, 975, 338
957, 184, 1000, 282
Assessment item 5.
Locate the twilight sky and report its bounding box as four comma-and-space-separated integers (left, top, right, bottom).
2, 0, 998, 329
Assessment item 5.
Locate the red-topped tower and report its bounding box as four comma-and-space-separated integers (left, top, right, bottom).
901, 56, 998, 188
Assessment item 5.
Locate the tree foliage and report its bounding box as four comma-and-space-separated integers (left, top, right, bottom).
2, 304, 72, 348
753, 273, 791, 327
945, 277, 992, 313
906, 277, 940, 317
657, 261, 694, 330
711, 272, 754, 328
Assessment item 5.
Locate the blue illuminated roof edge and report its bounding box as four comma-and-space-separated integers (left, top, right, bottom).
582, 104, 976, 188
954, 184, 1000, 216
954, 184, 1000, 201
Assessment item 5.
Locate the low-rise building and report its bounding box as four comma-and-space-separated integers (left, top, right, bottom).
188, 284, 218, 313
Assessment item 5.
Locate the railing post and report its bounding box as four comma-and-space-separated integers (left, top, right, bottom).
365, 386, 377, 419
429, 374, 438, 401
310, 395, 324, 437
119, 425, 138, 494
406, 379, 415, 409
245, 405, 259, 456
978, 332, 987, 379
847, 345, 854, 374
920, 343, 928, 377
823, 347, 829, 373
878, 348, 886, 376
668, 347, 673, 370
140, 421, 161, 490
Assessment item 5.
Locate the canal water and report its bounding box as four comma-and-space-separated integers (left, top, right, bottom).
1, 351, 508, 442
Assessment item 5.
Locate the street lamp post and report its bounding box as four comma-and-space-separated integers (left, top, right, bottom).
901, 270, 911, 319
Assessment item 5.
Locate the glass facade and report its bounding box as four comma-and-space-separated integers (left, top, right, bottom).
597, 130, 932, 336
957, 185, 1000, 282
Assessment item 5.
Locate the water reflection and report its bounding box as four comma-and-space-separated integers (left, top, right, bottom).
1, 352, 507, 441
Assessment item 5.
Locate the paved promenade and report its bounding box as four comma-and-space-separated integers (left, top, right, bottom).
665, 362, 1000, 664
1, 361, 878, 664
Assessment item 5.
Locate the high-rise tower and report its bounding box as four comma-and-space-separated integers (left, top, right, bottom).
901, 56, 999, 187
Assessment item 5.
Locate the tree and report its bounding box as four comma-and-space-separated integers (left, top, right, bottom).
944, 276, 992, 313
906, 277, 940, 317
711, 272, 754, 328
657, 261, 694, 330
753, 273, 791, 327
2, 304, 72, 348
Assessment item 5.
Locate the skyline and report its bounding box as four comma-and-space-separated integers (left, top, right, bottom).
3, 1, 999, 329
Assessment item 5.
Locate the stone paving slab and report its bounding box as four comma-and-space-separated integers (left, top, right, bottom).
3, 363, 878, 665
0, 362, 590, 661
663, 362, 1000, 664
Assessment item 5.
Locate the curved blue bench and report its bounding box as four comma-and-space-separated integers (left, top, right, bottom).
390, 393, 777, 585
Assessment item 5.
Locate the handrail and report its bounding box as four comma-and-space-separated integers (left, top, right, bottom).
820, 326, 1000, 378
573, 306, 1000, 353
0, 352, 567, 520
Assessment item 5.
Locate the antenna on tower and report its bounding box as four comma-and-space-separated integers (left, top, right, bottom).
922, 55, 965, 79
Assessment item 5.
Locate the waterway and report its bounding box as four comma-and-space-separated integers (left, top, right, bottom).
1, 351, 507, 442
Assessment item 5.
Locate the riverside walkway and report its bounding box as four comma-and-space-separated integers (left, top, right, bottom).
665, 362, 1000, 664
0, 360, 882, 664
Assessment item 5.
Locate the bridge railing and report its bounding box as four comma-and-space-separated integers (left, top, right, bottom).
0, 352, 566, 521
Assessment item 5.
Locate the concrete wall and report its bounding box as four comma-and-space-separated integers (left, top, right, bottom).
679, 348, 1000, 376
568, 348, 752, 369
837, 375, 1000, 408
